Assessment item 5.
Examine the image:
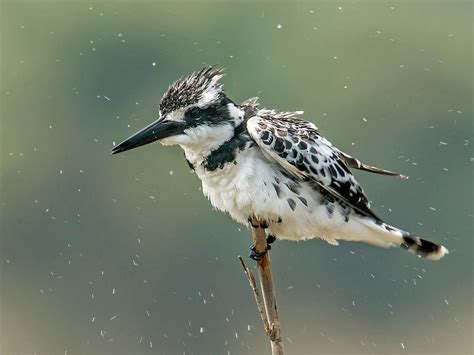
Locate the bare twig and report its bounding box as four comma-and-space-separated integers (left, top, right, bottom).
240, 216, 283, 354
238, 256, 269, 332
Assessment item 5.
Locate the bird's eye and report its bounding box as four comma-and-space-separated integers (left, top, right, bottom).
186, 108, 201, 120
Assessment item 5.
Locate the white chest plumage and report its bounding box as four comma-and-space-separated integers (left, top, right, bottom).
188, 146, 347, 244
194, 146, 274, 225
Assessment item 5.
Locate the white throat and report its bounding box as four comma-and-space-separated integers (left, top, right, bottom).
180, 124, 235, 166
181, 103, 245, 166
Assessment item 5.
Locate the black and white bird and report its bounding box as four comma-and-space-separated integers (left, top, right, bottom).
112, 67, 448, 261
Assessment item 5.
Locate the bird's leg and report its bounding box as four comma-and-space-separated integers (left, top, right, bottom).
248, 218, 276, 261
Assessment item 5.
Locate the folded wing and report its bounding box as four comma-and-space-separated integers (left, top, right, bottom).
247, 111, 394, 222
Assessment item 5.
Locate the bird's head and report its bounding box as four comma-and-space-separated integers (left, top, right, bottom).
111, 66, 244, 155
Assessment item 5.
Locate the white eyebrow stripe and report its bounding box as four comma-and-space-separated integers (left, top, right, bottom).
164, 108, 186, 122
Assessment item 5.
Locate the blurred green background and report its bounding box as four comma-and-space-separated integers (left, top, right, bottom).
1, 1, 472, 354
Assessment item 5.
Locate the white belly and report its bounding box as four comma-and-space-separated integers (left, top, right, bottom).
193, 147, 357, 244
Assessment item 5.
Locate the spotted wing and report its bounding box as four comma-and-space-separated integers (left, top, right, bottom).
247, 112, 381, 221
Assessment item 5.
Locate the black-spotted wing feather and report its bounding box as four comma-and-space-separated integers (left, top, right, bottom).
247, 112, 382, 221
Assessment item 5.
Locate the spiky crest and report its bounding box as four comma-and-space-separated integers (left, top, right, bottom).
159, 66, 225, 115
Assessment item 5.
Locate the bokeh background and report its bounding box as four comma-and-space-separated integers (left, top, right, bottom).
1, 1, 472, 354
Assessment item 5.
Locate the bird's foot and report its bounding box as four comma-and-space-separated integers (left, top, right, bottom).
266, 234, 276, 245
249, 244, 268, 261
249, 235, 276, 261
248, 217, 269, 229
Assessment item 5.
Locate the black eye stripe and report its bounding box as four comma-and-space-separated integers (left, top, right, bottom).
180, 98, 234, 127
187, 107, 202, 118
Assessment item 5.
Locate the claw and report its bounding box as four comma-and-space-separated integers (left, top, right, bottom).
249, 244, 268, 261
248, 217, 270, 229
247, 217, 260, 228
266, 234, 276, 245
249, 236, 276, 261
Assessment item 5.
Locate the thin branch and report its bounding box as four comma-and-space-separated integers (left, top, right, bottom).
238, 256, 270, 333
239, 216, 283, 355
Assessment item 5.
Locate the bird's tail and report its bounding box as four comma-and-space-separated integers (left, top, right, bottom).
335, 216, 448, 260
367, 220, 449, 261
399, 232, 448, 261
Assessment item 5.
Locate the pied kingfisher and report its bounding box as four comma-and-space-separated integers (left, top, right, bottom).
112, 67, 447, 261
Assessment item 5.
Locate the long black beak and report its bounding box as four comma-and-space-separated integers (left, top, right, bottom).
111, 118, 184, 155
